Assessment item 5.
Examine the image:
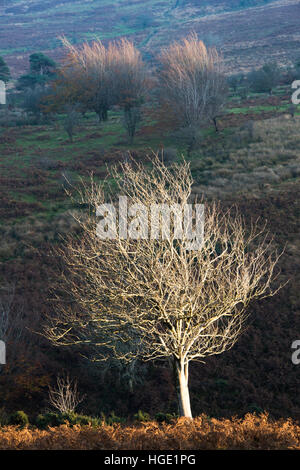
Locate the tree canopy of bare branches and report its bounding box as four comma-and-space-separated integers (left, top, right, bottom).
48, 374, 84, 414
53, 37, 148, 141
58, 37, 113, 122
44, 156, 282, 418
158, 33, 228, 133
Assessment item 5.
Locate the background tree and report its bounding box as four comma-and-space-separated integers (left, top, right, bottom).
59, 38, 114, 123
0, 57, 11, 83
122, 106, 142, 144
44, 60, 88, 118
59, 37, 148, 138
17, 53, 56, 91
158, 34, 228, 143
63, 104, 80, 142
227, 73, 244, 93
29, 53, 56, 76
44, 156, 281, 418
111, 38, 147, 142
22, 84, 49, 122
248, 62, 280, 94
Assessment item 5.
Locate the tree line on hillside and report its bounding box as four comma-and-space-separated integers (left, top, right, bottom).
1, 34, 299, 147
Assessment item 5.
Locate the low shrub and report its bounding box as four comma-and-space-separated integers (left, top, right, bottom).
9, 411, 29, 426
36, 412, 66, 429
36, 412, 101, 429
134, 410, 151, 423
63, 413, 101, 427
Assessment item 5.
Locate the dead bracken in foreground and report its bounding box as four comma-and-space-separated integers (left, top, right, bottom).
1, 414, 300, 450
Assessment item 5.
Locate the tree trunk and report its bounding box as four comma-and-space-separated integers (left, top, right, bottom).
95, 108, 108, 123
101, 108, 108, 121
173, 358, 192, 418
213, 117, 219, 132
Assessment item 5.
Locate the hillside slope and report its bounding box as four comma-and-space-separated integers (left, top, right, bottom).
1, 0, 299, 76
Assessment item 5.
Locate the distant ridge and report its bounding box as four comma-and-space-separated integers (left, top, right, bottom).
0, 0, 299, 76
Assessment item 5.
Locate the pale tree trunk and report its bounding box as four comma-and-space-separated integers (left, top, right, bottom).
173, 358, 193, 418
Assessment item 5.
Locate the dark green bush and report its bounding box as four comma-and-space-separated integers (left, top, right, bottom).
63, 412, 101, 427
36, 412, 66, 428
9, 411, 29, 426
36, 412, 101, 429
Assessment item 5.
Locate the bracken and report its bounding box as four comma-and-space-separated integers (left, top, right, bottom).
0, 413, 300, 450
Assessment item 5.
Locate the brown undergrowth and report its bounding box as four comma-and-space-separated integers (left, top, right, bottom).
1, 414, 300, 450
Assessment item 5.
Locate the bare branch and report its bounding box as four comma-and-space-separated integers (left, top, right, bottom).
48, 374, 85, 414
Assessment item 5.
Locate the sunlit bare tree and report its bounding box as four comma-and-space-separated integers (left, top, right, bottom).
59, 37, 113, 122
158, 33, 228, 137
58, 37, 147, 135
44, 156, 282, 418
48, 374, 85, 414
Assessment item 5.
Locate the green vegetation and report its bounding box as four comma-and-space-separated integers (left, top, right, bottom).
9, 411, 29, 427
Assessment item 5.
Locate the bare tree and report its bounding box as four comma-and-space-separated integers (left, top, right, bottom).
122, 106, 142, 144
60, 37, 113, 123
58, 37, 148, 134
228, 73, 244, 93
110, 38, 147, 141
158, 33, 228, 138
48, 374, 84, 414
44, 156, 282, 418
248, 62, 280, 95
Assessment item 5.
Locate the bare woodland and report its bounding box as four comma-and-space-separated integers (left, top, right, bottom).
49, 34, 227, 145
